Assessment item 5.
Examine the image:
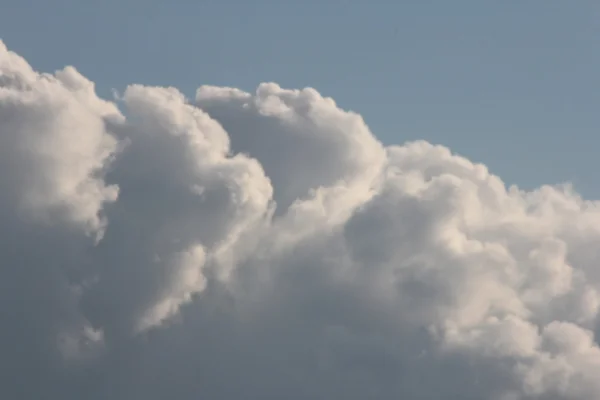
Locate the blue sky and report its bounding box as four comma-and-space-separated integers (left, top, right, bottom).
2, 0, 599, 197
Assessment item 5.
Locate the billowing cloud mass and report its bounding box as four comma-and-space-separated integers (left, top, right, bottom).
2, 40, 600, 399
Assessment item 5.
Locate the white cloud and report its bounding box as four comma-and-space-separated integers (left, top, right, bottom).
0, 47, 120, 238
1, 39, 600, 399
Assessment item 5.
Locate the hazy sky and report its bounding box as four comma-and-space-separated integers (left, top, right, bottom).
2, 0, 598, 196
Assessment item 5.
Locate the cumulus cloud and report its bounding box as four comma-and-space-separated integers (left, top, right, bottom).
1, 39, 600, 399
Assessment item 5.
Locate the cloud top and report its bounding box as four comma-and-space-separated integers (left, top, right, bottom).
1, 40, 600, 399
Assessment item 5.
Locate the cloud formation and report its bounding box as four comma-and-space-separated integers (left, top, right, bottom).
1, 40, 600, 399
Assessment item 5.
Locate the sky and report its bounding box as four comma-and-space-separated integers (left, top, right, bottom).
1, 0, 599, 196
4, 2, 600, 400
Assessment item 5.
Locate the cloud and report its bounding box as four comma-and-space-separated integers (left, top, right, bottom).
1, 39, 600, 399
